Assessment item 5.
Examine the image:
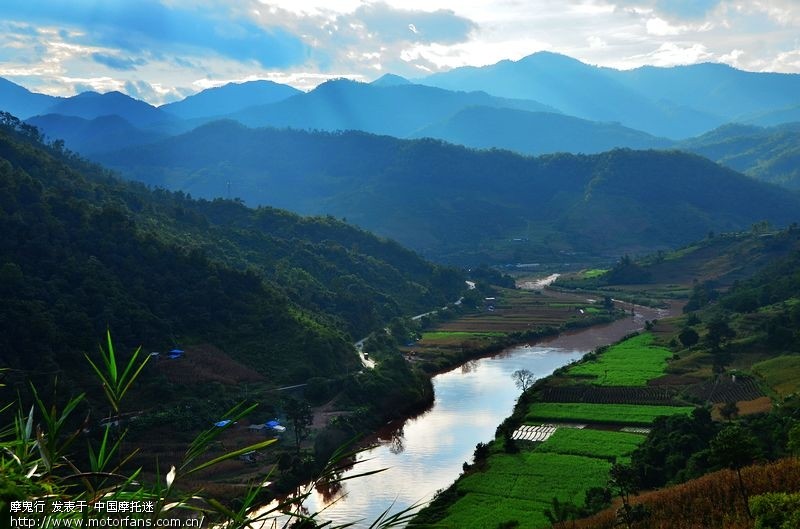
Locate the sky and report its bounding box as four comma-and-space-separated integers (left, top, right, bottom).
1, 0, 799, 104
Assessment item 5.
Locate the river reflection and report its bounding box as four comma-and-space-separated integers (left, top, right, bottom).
300, 303, 671, 527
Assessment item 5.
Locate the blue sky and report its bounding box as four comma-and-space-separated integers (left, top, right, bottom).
1, 0, 799, 104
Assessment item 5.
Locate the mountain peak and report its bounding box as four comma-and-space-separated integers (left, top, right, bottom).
371, 73, 412, 87
517, 51, 586, 66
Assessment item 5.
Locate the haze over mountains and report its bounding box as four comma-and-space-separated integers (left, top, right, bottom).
3, 51, 800, 263
95, 122, 800, 263
421, 51, 800, 138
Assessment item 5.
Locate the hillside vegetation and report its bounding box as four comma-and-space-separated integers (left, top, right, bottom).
0, 112, 463, 395
97, 122, 800, 263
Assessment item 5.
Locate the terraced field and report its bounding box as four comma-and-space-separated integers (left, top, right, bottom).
433, 289, 603, 334
567, 333, 672, 386
539, 385, 678, 405
432, 429, 646, 529
684, 375, 765, 403
526, 402, 694, 425
409, 288, 612, 368
535, 428, 644, 462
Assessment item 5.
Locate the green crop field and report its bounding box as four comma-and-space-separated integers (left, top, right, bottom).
535, 428, 644, 462
582, 269, 608, 278
526, 402, 694, 425
567, 333, 672, 386
421, 331, 507, 340
437, 451, 613, 529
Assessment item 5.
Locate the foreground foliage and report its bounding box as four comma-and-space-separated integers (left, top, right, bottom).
0, 335, 417, 529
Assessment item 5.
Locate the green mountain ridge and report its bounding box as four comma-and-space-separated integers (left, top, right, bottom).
95, 121, 800, 264
679, 122, 800, 189
0, 113, 463, 393
411, 106, 672, 155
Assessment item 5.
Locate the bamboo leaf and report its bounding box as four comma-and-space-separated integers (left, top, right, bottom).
106, 329, 118, 384
187, 439, 276, 475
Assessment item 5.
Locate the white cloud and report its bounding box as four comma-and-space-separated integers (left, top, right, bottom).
588, 36, 608, 49
1, 0, 800, 103
645, 17, 688, 36
626, 42, 714, 67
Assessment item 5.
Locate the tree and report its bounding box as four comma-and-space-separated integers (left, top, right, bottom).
608, 463, 647, 529
710, 425, 761, 519
678, 327, 699, 348
602, 296, 614, 312
511, 369, 536, 392
543, 497, 578, 529
720, 401, 739, 421
787, 423, 800, 458
284, 397, 314, 453
706, 317, 735, 351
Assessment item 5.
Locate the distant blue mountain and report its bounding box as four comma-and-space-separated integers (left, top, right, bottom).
42, 91, 174, 128
743, 104, 800, 127
26, 113, 166, 154
420, 52, 800, 139
160, 80, 301, 119
412, 106, 672, 155
0, 77, 61, 119
97, 122, 800, 262
615, 63, 800, 122
231, 78, 559, 137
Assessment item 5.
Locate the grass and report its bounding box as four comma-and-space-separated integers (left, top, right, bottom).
752, 355, 800, 397
567, 333, 673, 386
582, 269, 608, 278
535, 428, 644, 462
526, 402, 694, 425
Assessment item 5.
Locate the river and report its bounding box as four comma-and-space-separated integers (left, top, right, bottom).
292, 299, 674, 527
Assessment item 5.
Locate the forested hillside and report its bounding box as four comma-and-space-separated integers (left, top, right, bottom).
0, 113, 464, 392
98, 121, 800, 263
679, 122, 800, 189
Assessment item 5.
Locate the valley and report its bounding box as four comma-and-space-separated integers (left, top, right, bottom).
3, 31, 800, 529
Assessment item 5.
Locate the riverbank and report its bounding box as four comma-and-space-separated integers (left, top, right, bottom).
296, 296, 671, 527
405, 287, 627, 374
408, 304, 682, 529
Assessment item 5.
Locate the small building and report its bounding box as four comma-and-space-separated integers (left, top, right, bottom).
266, 420, 286, 433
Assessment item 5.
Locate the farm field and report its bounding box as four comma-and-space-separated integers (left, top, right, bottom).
408, 288, 613, 369
567, 333, 672, 386
438, 452, 613, 529
433, 288, 605, 334
534, 428, 644, 462
433, 428, 645, 529
526, 402, 694, 425
752, 355, 800, 397
539, 385, 677, 405
420, 331, 507, 343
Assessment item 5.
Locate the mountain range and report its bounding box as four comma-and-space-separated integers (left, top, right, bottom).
95, 121, 800, 263
0, 115, 464, 389
679, 122, 800, 189
420, 51, 800, 138
3, 52, 798, 154
3, 52, 800, 264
